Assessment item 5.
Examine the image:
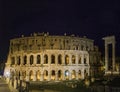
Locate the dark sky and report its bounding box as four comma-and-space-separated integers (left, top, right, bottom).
0, 0, 120, 61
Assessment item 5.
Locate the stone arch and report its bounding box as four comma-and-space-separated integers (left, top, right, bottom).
11, 57, 15, 65
29, 70, 34, 81
65, 70, 70, 80
51, 70, 55, 80
44, 54, 48, 64
71, 70, 76, 79
84, 57, 87, 64
37, 55, 41, 64
84, 69, 88, 78
58, 54, 62, 64
78, 70, 82, 79
78, 56, 81, 64
51, 54, 55, 64
36, 70, 41, 81
30, 55, 34, 65
43, 70, 48, 81
23, 55, 27, 65
72, 55, 76, 64
65, 55, 69, 65
58, 70, 62, 80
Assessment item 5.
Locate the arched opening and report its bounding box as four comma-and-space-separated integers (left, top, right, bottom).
71, 70, 76, 79
65, 70, 69, 80
30, 55, 34, 65
84, 58, 87, 64
36, 70, 41, 81
65, 55, 69, 65
29, 70, 34, 81
23, 55, 27, 65
51, 70, 55, 80
78, 70, 82, 79
78, 56, 81, 64
43, 70, 48, 81
17, 56, 21, 65
84, 70, 88, 78
44, 55, 48, 64
37, 55, 41, 64
58, 70, 62, 80
58, 54, 62, 64
72, 55, 76, 64
51, 55, 55, 64
11, 57, 15, 65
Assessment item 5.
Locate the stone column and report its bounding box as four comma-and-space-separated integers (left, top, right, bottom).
48, 72, 51, 81
55, 72, 58, 81
21, 55, 23, 65
40, 72, 44, 81
81, 54, 84, 64
55, 54, 58, 65
76, 71, 79, 80
81, 69, 84, 79
105, 43, 108, 71
33, 72, 36, 81
27, 55, 30, 65
41, 54, 44, 64
69, 71, 72, 80
48, 53, 51, 65
76, 54, 78, 65
34, 55, 37, 65
112, 42, 115, 71
62, 55, 65, 65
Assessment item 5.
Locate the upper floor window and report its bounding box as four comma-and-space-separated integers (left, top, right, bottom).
72, 55, 76, 64
58, 54, 62, 64
37, 55, 41, 64
30, 55, 34, 65
23, 55, 27, 65
51, 55, 55, 64
44, 54, 48, 64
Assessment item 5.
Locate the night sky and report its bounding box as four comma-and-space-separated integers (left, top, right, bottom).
0, 0, 120, 61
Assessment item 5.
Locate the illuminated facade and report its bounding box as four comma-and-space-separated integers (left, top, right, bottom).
4, 32, 101, 87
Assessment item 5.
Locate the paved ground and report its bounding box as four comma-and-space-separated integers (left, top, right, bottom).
0, 78, 10, 92
0, 78, 19, 92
